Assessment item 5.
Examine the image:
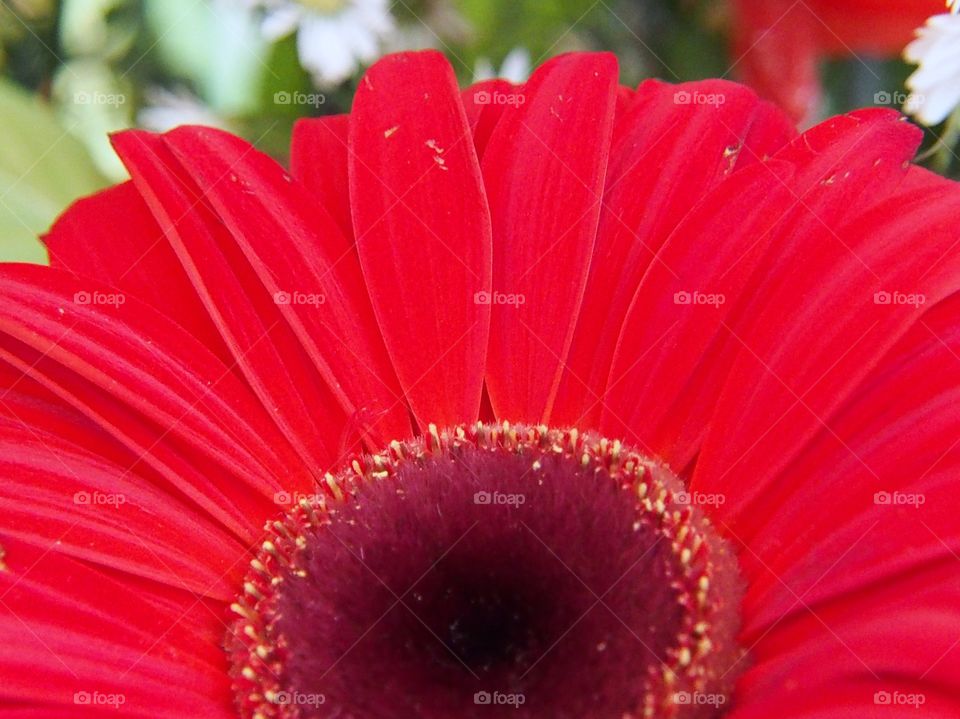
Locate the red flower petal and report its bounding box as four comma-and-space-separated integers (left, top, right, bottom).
349, 50, 492, 428
599, 160, 796, 461
0, 420, 244, 598
482, 52, 618, 423
460, 79, 516, 158
43, 182, 229, 359
733, 560, 960, 716
0, 538, 232, 717
112, 130, 349, 468
694, 150, 960, 522
729, 0, 822, 122
0, 264, 307, 541
810, 0, 942, 55
163, 126, 411, 446
736, 292, 960, 631
291, 115, 354, 241
552, 79, 795, 428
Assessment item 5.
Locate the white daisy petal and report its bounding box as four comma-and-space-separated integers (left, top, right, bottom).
499, 48, 532, 84
298, 14, 357, 84
251, 0, 395, 85
261, 4, 302, 40
903, 13, 960, 125
473, 46, 532, 83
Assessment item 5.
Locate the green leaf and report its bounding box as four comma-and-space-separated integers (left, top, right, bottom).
0, 78, 108, 264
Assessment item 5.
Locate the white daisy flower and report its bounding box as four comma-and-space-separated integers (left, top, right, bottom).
474, 47, 532, 84
138, 88, 231, 133
904, 13, 960, 126
247, 0, 394, 86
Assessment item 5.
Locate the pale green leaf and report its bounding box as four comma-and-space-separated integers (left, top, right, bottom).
0, 79, 108, 264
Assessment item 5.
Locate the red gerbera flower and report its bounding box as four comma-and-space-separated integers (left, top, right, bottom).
3, 49, 960, 718
728, 0, 944, 121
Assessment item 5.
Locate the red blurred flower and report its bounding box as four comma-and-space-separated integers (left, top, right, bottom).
2, 50, 960, 717
728, 0, 944, 121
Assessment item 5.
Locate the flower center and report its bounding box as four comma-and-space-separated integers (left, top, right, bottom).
298, 0, 349, 15
227, 423, 745, 718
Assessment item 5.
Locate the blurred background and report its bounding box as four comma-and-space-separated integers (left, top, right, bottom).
0, 0, 952, 263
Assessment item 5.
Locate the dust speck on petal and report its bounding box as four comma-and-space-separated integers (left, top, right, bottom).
384, 125, 399, 139
426, 138, 448, 170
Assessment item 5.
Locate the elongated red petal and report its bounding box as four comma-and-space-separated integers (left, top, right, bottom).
642, 111, 920, 478
112, 130, 347, 469
0, 421, 246, 599
460, 79, 517, 158
163, 126, 411, 445
349, 50, 492, 428
553, 79, 795, 428
0, 264, 309, 542
482, 52, 618, 423
731, 293, 960, 633
600, 160, 796, 460
0, 538, 232, 718
732, 560, 960, 717
42, 182, 229, 359
691, 147, 960, 515
291, 114, 354, 240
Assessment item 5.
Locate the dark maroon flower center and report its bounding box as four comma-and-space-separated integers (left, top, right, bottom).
228, 424, 744, 718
